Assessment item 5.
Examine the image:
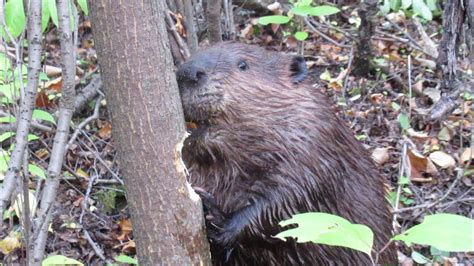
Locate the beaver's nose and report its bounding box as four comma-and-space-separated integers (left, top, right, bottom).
176, 63, 206, 85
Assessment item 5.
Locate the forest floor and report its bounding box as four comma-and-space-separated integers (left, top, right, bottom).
1, 4, 473, 266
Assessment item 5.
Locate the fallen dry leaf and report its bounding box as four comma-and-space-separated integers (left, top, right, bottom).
73, 196, 84, 207
117, 219, 133, 241
35, 148, 50, 159
412, 80, 424, 95
35, 90, 53, 108
0, 232, 21, 255
372, 147, 390, 165
437, 127, 453, 142
240, 23, 253, 39
75, 168, 89, 179
267, 2, 282, 13
407, 149, 438, 179
407, 128, 429, 140
460, 148, 473, 165
122, 240, 136, 253
43, 65, 62, 76
429, 151, 456, 169
97, 122, 112, 139
46, 76, 63, 92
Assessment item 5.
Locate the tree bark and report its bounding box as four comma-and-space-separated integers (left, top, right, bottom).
352, 0, 378, 77
436, 0, 465, 89
89, 1, 211, 264
183, 0, 199, 52
430, 0, 473, 120
207, 0, 222, 43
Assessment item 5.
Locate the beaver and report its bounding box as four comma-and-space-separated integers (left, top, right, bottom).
177, 42, 397, 265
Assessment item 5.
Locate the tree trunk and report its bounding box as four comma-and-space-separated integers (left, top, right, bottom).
436, 0, 465, 89
183, 0, 199, 52
207, 0, 222, 43
89, 1, 211, 264
429, 0, 473, 120
352, 0, 378, 77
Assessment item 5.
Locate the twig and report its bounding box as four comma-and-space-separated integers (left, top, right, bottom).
0, 111, 53, 132
393, 140, 409, 221
83, 229, 109, 262
67, 95, 103, 150
305, 18, 351, 48
74, 75, 103, 113
165, 9, 191, 58
80, 132, 124, 185
384, 18, 426, 51
393, 169, 464, 214
371, 62, 410, 93
342, 45, 354, 97
408, 55, 412, 118
0, 0, 43, 225
183, 0, 198, 52
312, 20, 354, 39
78, 173, 110, 263
375, 240, 393, 264
31, 0, 77, 263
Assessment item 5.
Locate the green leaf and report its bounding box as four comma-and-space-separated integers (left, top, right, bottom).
401, 0, 412, 9
393, 214, 474, 252
391, 102, 401, 111
39, 72, 50, 82
412, 0, 433, 20
0, 96, 14, 104
319, 69, 332, 81
0, 132, 15, 142
28, 164, 46, 179
389, 0, 401, 11
258, 15, 290, 25
69, 0, 77, 32
296, 0, 313, 7
48, 0, 59, 27
398, 113, 410, 130
430, 246, 450, 257
0, 53, 12, 73
3, 0, 26, 38
411, 250, 430, 263
381, 0, 391, 14
42, 0, 51, 32
425, 0, 438, 11
398, 175, 410, 185
291, 5, 340, 17
0, 115, 16, 124
77, 0, 89, 15
462, 92, 473, 100
115, 254, 138, 265
276, 212, 374, 257
32, 109, 56, 125
294, 31, 309, 41
0, 153, 11, 180
28, 134, 40, 141
42, 255, 84, 266
0, 84, 17, 102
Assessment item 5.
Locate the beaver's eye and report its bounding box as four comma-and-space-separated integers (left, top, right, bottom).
238, 60, 248, 71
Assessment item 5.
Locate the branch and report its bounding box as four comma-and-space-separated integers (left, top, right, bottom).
67, 95, 102, 150
31, 0, 77, 263
0, 0, 42, 224
305, 18, 351, 48
74, 75, 103, 113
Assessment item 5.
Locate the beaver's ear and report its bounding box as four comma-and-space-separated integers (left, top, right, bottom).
289, 56, 307, 84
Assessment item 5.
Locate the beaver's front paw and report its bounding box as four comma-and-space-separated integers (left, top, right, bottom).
207, 216, 243, 261
193, 187, 227, 226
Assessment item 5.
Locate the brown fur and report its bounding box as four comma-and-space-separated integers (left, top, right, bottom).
177, 42, 397, 265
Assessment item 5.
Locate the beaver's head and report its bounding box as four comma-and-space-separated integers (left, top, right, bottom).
176, 42, 308, 125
